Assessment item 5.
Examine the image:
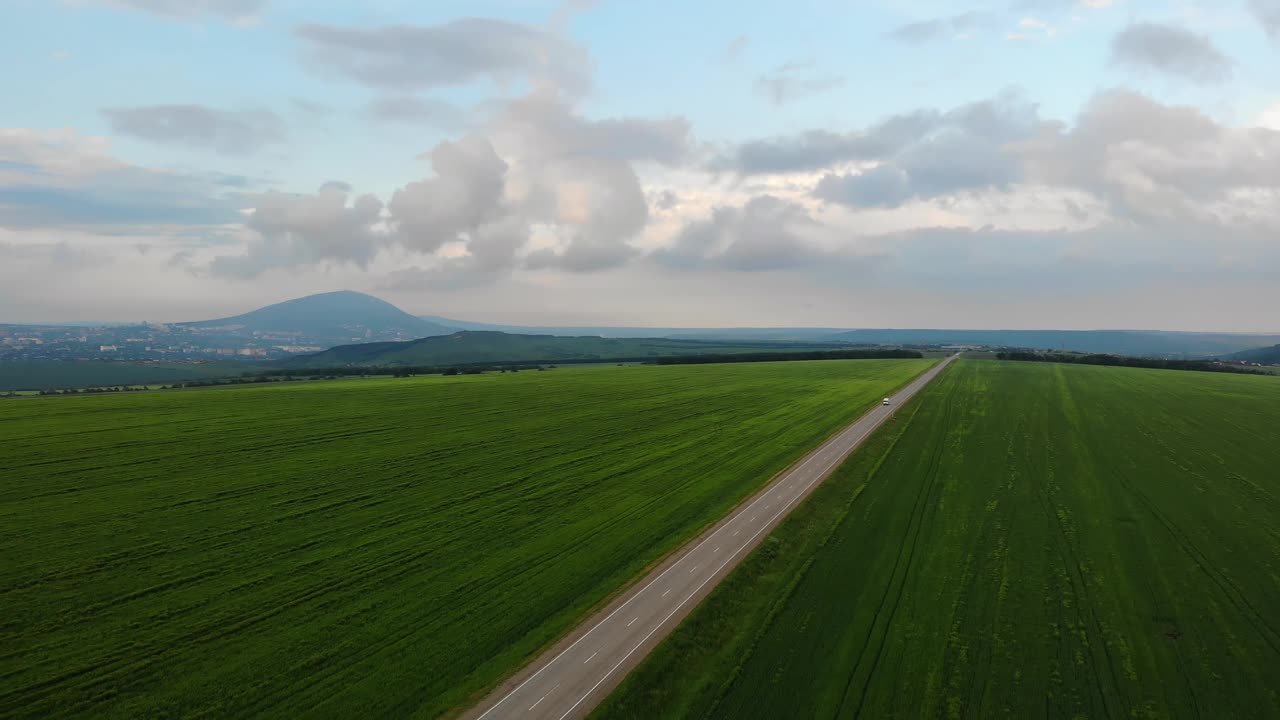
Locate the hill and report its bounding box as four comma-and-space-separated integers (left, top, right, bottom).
1228, 344, 1280, 364
183, 291, 455, 345
288, 331, 844, 367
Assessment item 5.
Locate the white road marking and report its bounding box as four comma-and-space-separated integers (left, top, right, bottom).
627, 617, 638, 627
662, 588, 671, 597
714, 547, 720, 553
529, 685, 560, 711
733, 530, 740, 536
689, 565, 698, 573
584, 652, 598, 664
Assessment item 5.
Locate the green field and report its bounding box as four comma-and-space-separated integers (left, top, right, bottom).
0, 359, 931, 719
598, 361, 1280, 719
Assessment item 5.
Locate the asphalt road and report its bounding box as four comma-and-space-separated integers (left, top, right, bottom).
467, 355, 958, 720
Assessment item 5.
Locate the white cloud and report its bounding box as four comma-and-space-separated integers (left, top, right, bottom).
1258, 103, 1280, 130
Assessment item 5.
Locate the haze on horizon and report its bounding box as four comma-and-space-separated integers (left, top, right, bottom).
2, 0, 1279, 332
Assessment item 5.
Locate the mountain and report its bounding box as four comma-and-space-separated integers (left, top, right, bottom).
1227, 344, 1280, 364
183, 291, 456, 345
288, 331, 844, 367
827, 329, 1280, 358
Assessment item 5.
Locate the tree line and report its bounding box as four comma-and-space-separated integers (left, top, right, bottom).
995, 351, 1269, 376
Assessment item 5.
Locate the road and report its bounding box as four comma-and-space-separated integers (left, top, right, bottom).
467, 354, 958, 720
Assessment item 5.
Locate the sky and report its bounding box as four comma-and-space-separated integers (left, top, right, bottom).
2, 0, 1279, 330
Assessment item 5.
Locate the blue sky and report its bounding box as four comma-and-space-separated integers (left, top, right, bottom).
2, 0, 1279, 328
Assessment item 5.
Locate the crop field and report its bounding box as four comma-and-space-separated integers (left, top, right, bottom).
598, 360, 1280, 719
0, 358, 930, 719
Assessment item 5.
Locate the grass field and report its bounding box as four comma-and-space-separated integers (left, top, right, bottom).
0, 359, 930, 719
597, 360, 1280, 719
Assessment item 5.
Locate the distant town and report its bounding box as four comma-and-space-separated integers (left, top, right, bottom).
0, 321, 408, 362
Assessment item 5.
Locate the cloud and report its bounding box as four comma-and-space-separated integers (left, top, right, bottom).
550, 0, 597, 32
1013, 90, 1280, 223
754, 61, 844, 105
888, 12, 987, 44
290, 98, 331, 116
813, 166, 914, 208
295, 19, 591, 94
102, 104, 284, 155
207, 87, 690, 279
492, 90, 688, 271
1015, 0, 1115, 10
1110, 23, 1232, 84
93, 0, 266, 22
653, 195, 827, 271
209, 182, 384, 277
380, 216, 529, 291
652, 189, 680, 210
712, 110, 943, 175
0, 239, 110, 269
717, 94, 1042, 208
1252, 0, 1280, 39
723, 35, 749, 62
496, 89, 691, 166
0, 128, 248, 229
367, 96, 470, 130
389, 135, 510, 254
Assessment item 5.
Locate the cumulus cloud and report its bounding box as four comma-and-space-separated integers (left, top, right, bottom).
812, 95, 1042, 208
205, 86, 692, 279
380, 216, 529, 291
1014, 91, 1280, 223
210, 182, 384, 277
389, 135, 509, 254
296, 19, 591, 94
888, 12, 987, 43
102, 104, 284, 155
93, 0, 266, 22
1253, 0, 1280, 39
754, 61, 844, 105
654, 195, 826, 271
0, 128, 247, 229
490, 89, 691, 271
1110, 23, 1232, 84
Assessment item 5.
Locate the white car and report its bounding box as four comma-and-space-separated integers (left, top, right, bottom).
882, 398, 891, 406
